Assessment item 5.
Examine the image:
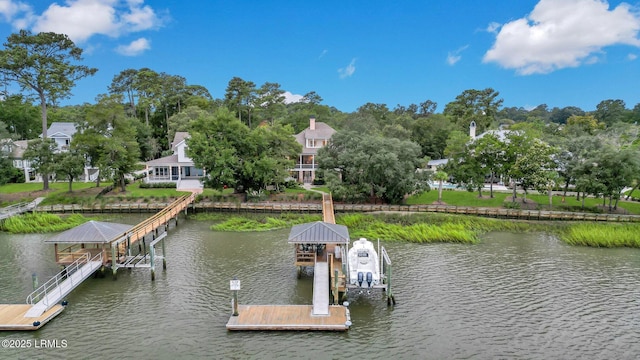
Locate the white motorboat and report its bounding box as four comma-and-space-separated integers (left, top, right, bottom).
348, 238, 381, 288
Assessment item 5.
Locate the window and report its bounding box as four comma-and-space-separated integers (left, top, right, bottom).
306, 138, 328, 148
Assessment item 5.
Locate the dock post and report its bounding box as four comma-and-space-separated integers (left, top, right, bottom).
230, 277, 241, 316
333, 269, 339, 304
111, 245, 118, 280
161, 236, 167, 270
126, 236, 131, 257
150, 244, 155, 281
386, 264, 395, 306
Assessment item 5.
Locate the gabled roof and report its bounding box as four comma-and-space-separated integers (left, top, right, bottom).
294, 122, 336, 155
146, 154, 196, 166
287, 221, 350, 244
45, 122, 77, 138
45, 220, 133, 244
172, 132, 189, 152
8, 140, 28, 159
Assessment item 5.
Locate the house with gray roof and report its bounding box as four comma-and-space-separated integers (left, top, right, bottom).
145, 132, 204, 190
292, 116, 336, 183
44, 122, 77, 152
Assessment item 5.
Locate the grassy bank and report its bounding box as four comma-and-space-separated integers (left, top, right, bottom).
0, 213, 89, 233
560, 223, 640, 248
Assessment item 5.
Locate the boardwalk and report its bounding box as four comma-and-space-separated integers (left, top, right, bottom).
0, 197, 44, 221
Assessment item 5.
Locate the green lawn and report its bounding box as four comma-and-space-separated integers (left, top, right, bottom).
0, 182, 96, 194
407, 189, 509, 207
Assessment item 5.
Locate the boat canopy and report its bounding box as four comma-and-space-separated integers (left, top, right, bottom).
287, 221, 350, 245
45, 220, 133, 244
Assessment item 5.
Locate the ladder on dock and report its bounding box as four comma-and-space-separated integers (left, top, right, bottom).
24, 252, 102, 318
0, 197, 45, 221
312, 261, 330, 315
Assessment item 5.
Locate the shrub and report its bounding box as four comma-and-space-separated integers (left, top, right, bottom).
139, 182, 177, 189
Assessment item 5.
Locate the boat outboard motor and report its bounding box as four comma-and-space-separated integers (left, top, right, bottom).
357, 272, 364, 287
366, 272, 373, 288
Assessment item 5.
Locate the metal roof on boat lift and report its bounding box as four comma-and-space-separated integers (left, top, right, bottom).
44, 220, 133, 244
287, 221, 350, 244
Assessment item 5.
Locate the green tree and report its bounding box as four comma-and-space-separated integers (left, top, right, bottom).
433, 170, 448, 203
255, 82, 286, 125
443, 88, 503, 134
54, 150, 85, 192
317, 131, 427, 204
0, 95, 40, 139
22, 138, 57, 185
90, 96, 140, 191
224, 77, 256, 127
473, 133, 505, 198
511, 139, 557, 203
0, 30, 97, 190
187, 107, 301, 192
594, 99, 627, 127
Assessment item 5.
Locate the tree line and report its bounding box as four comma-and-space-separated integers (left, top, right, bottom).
0, 30, 640, 208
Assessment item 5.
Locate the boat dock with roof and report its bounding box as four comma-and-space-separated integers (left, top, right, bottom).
226, 193, 394, 331
0, 193, 196, 331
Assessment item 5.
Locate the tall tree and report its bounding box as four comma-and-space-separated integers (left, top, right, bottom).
0, 30, 97, 190
443, 88, 503, 134
109, 68, 139, 117
594, 99, 626, 127
255, 82, 286, 125
224, 77, 256, 127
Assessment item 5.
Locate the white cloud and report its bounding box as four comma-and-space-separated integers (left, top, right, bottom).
628, 53, 638, 60
0, 0, 164, 44
447, 45, 468, 66
0, 0, 31, 21
483, 0, 640, 74
283, 91, 304, 104
115, 37, 149, 56
338, 58, 356, 79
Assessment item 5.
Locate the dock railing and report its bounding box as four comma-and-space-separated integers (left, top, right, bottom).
26, 252, 103, 306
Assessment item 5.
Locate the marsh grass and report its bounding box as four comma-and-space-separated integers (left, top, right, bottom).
209, 213, 323, 231
338, 213, 545, 244
561, 223, 640, 248
1, 213, 88, 233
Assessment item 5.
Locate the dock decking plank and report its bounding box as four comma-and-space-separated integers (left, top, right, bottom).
0, 304, 64, 330
226, 305, 349, 331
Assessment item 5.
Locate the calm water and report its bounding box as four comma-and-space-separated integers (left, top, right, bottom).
1, 215, 640, 359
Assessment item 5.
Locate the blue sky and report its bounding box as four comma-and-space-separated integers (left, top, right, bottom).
0, 0, 638, 113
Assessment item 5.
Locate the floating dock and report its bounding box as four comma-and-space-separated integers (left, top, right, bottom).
225, 305, 350, 331
0, 304, 64, 331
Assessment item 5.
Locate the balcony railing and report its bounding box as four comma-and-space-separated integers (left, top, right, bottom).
293, 164, 317, 170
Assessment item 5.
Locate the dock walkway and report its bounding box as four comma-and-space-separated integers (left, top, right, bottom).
0, 197, 44, 221
25, 252, 103, 318
312, 261, 329, 315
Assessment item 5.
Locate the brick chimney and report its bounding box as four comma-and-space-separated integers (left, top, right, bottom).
309, 116, 316, 130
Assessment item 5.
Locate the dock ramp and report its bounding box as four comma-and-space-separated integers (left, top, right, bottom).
24, 252, 102, 318
312, 261, 329, 316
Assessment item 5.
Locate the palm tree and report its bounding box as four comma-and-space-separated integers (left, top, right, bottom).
434, 170, 448, 203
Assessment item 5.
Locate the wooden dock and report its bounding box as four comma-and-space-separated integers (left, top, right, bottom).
226, 305, 350, 331
0, 304, 64, 331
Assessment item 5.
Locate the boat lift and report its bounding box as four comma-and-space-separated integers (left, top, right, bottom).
344, 239, 395, 306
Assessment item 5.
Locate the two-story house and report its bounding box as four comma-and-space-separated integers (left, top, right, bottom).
145, 132, 204, 189
292, 116, 336, 183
